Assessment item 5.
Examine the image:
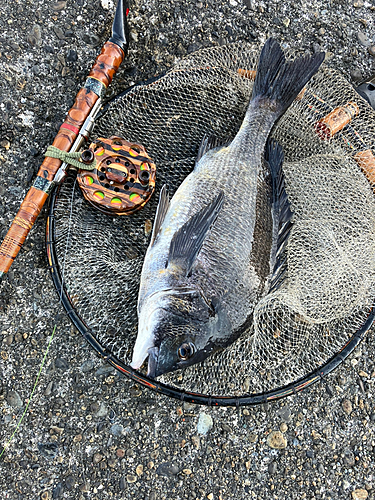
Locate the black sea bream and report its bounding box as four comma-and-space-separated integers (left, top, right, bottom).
131, 39, 325, 377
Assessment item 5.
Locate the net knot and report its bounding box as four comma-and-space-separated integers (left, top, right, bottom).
44, 145, 97, 170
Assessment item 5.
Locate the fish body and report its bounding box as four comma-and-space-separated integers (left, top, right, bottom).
131, 39, 325, 377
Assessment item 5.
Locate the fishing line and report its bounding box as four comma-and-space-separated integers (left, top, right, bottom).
0, 326, 57, 460
0, 178, 78, 459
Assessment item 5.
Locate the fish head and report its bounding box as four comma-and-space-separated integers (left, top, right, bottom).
131, 288, 230, 378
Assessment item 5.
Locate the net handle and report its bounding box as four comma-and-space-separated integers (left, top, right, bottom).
0, 41, 125, 278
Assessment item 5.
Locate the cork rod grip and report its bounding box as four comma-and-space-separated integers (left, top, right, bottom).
0, 42, 124, 276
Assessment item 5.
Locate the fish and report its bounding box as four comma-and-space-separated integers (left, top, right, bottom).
131, 38, 325, 378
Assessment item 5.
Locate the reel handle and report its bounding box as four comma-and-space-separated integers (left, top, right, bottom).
0, 42, 125, 277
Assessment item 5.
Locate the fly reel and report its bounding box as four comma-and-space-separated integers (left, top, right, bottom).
77, 136, 156, 215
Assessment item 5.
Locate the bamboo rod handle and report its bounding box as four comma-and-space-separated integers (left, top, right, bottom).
0, 42, 125, 276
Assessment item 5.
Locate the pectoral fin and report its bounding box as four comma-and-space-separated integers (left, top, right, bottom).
167, 191, 224, 276
150, 185, 170, 246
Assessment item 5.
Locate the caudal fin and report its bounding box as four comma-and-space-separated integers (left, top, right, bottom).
252, 38, 325, 113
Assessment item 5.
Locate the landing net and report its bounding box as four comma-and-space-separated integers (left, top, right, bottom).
47, 43, 375, 405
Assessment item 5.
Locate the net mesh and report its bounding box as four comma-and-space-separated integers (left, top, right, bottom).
51, 42, 375, 397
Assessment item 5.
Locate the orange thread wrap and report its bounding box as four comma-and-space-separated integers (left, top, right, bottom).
354, 149, 375, 186
0, 41, 125, 275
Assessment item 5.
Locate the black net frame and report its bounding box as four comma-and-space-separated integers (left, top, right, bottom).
45, 43, 375, 406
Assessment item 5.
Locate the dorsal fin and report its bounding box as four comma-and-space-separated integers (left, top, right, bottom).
167, 191, 225, 276
150, 185, 170, 246
265, 139, 293, 291
196, 135, 231, 164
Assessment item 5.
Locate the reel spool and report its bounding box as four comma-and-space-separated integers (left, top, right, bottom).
77, 136, 156, 215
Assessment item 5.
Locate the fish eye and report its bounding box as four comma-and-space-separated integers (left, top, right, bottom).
177, 342, 196, 360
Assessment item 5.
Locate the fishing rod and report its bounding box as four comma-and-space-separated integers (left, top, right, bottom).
0, 0, 130, 282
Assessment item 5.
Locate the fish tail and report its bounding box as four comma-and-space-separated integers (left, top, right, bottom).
252, 38, 325, 114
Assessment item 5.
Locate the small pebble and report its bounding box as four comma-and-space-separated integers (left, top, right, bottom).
267, 431, 287, 449
6, 390, 22, 408
156, 462, 179, 477
95, 365, 115, 376
52, 483, 63, 499
248, 432, 258, 443
368, 46, 375, 57
38, 443, 58, 460
79, 483, 89, 493
197, 413, 213, 435
93, 403, 108, 417
40, 492, 51, 500
268, 461, 277, 474
126, 474, 137, 484
352, 489, 368, 500
82, 33, 101, 46
27, 25, 42, 47
93, 453, 103, 464
50, 426, 64, 435
342, 399, 353, 415
280, 422, 288, 433
66, 49, 77, 62
55, 358, 69, 370
110, 424, 124, 436
53, 1, 67, 10
343, 448, 355, 467
101, 0, 115, 9
357, 31, 370, 47
80, 359, 95, 372
277, 406, 291, 422
14, 332, 23, 342
53, 26, 65, 40
136, 465, 143, 476
191, 435, 200, 449
5, 334, 13, 345
65, 476, 75, 491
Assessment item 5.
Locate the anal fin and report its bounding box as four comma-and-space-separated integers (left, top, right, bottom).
266, 139, 293, 291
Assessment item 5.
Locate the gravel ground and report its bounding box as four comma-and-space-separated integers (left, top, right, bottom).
1, 1, 375, 499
